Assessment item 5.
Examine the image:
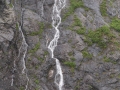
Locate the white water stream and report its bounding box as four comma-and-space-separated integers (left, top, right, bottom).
11, 8, 29, 90
48, 0, 66, 90
18, 8, 29, 90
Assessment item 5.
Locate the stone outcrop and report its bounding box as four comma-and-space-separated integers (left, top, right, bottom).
0, 0, 120, 90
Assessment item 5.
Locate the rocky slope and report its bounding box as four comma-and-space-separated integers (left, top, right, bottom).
0, 0, 120, 90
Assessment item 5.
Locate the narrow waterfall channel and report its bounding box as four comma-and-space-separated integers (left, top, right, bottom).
11, 7, 29, 90
18, 8, 29, 90
48, 0, 66, 90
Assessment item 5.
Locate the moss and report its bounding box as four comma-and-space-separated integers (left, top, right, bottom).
103, 56, 117, 64
64, 61, 76, 68
68, 39, 72, 43
19, 86, 24, 90
36, 57, 43, 62
28, 58, 31, 61
110, 18, 120, 32
35, 79, 39, 84
69, 17, 113, 49
68, 52, 73, 56
44, 51, 49, 56
73, 15, 82, 27
74, 80, 81, 90
16, 23, 19, 30
9, 3, 13, 8
74, 15, 86, 34
85, 26, 113, 48
69, 15, 86, 35
63, 0, 89, 20
117, 74, 120, 79
109, 74, 115, 78
29, 22, 44, 37
71, 57, 76, 61
35, 65, 39, 69
82, 50, 92, 59
35, 86, 41, 90
100, 0, 107, 16
29, 43, 40, 53
103, 57, 111, 62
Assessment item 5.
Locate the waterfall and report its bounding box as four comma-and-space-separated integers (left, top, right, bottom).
18, 8, 29, 90
48, 0, 66, 90
10, 6, 29, 89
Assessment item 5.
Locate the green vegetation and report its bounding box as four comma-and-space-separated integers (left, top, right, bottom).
100, 0, 107, 16
117, 74, 120, 79
69, 15, 86, 35
44, 51, 49, 56
35, 65, 39, 69
69, 14, 114, 48
103, 56, 117, 64
63, 0, 89, 20
70, 57, 76, 61
68, 52, 73, 56
64, 61, 76, 68
82, 50, 92, 59
29, 22, 44, 37
36, 57, 43, 62
16, 23, 19, 30
110, 18, 120, 32
85, 25, 114, 48
35, 86, 41, 90
29, 43, 40, 53
103, 57, 111, 62
74, 80, 81, 90
8, 3, 13, 8
73, 15, 86, 34
19, 86, 24, 90
35, 79, 39, 84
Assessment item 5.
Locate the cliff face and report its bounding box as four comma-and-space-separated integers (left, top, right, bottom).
0, 0, 120, 90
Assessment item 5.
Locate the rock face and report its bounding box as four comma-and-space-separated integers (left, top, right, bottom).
0, 0, 120, 90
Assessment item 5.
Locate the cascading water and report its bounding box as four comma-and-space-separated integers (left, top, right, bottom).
18, 8, 29, 90
48, 0, 66, 90
11, 8, 29, 90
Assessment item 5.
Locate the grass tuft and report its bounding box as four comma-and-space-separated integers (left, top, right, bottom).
110, 18, 120, 32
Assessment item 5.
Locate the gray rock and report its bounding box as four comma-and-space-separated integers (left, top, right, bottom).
88, 45, 101, 57
23, 9, 41, 32
100, 87, 112, 90
74, 51, 83, 66
107, 51, 120, 61
0, 0, 120, 90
